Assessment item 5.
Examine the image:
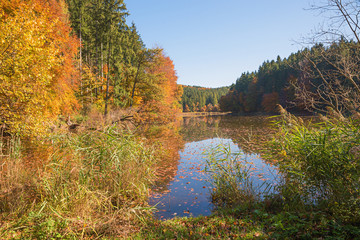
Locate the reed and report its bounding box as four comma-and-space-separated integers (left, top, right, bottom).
270, 108, 360, 223
205, 142, 272, 209
0, 126, 156, 239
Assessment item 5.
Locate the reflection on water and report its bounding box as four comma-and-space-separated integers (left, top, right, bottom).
180, 115, 277, 154
149, 139, 214, 219
149, 115, 279, 220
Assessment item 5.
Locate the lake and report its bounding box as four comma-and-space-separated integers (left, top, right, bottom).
148, 115, 280, 220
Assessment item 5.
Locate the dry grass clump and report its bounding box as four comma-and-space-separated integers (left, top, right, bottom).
0, 124, 156, 239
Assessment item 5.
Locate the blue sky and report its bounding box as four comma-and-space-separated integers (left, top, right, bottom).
125, 0, 324, 88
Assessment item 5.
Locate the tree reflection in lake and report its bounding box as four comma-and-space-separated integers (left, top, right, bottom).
149, 115, 279, 220
180, 115, 277, 154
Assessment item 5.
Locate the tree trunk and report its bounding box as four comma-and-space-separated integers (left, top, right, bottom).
79, 6, 82, 93
130, 60, 142, 107
104, 40, 112, 116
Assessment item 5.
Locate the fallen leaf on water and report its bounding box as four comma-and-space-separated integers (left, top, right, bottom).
254, 232, 261, 237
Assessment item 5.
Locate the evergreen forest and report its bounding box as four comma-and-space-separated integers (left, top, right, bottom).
220, 40, 360, 115
181, 85, 229, 112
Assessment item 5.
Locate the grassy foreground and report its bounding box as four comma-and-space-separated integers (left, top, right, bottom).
135, 206, 360, 239
2, 110, 360, 239
0, 125, 156, 239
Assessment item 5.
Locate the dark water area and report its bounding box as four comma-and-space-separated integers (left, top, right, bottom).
148, 115, 279, 220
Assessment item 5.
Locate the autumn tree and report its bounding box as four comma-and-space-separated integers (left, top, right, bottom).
136, 49, 183, 124
0, 0, 78, 137
129, 48, 160, 106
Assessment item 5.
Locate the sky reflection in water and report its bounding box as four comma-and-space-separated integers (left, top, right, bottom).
149, 135, 278, 220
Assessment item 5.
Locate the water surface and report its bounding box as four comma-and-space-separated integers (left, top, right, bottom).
149, 115, 278, 219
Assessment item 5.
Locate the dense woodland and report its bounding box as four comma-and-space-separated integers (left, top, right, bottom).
0, 0, 182, 138
66, 0, 183, 119
219, 53, 300, 113
220, 40, 360, 114
181, 85, 229, 112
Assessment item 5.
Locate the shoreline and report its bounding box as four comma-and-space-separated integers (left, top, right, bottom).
180, 111, 314, 117
179, 112, 232, 117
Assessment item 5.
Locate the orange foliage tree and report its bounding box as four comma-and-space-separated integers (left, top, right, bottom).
136, 49, 183, 124
0, 0, 79, 137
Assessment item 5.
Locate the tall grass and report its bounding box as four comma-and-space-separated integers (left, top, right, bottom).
270, 107, 360, 223
0, 126, 156, 239
205, 143, 272, 209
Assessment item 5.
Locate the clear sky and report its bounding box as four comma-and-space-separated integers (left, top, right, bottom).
125, 0, 324, 88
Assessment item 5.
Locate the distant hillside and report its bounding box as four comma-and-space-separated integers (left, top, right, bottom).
180, 85, 229, 112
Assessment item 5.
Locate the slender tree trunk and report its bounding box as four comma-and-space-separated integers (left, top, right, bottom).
130, 59, 142, 107
79, 6, 82, 93
104, 40, 112, 116
101, 42, 104, 92
95, 45, 99, 98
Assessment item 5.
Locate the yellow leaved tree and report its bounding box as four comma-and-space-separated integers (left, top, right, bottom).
0, 0, 79, 137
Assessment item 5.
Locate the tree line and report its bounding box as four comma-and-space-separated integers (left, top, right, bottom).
181, 85, 229, 112
219, 39, 360, 115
